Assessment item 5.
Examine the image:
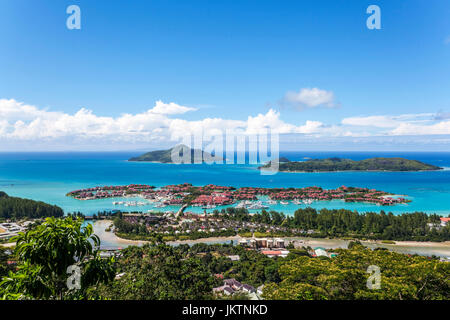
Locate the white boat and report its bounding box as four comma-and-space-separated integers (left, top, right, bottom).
267, 200, 277, 205
293, 199, 302, 205
247, 201, 269, 210
280, 201, 289, 205
154, 202, 167, 208
235, 201, 247, 209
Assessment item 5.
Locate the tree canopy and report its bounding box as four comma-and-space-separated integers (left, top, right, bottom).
0, 217, 115, 300
0, 192, 63, 220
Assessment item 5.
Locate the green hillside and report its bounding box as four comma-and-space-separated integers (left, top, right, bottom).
0, 192, 64, 220
261, 157, 442, 172
129, 144, 223, 163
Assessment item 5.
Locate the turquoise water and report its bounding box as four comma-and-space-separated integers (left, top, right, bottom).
1, 151, 450, 216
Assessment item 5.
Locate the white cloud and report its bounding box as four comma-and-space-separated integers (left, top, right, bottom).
342, 115, 400, 128
2, 98, 449, 151
283, 87, 337, 109
148, 100, 196, 115
342, 113, 436, 129
0, 99, 333, 149
390, 121, 450, 135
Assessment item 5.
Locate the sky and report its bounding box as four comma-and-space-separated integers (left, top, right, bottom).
0, 0, 449, 151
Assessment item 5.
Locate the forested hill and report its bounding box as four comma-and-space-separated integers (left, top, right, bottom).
261, 157, 443, 172
0, 192, 64, 220
129, 144, 222, 163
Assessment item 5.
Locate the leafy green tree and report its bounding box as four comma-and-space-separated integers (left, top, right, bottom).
93, 243, 216, 300
0, 217, 115, 300
262, 244, 450, 300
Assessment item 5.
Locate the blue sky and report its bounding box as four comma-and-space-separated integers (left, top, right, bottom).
0, 0, 449, 151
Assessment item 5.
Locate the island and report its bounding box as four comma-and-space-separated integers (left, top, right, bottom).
260, 157, 443, 172
67, 183, 411, 206
128, 144, 222, 163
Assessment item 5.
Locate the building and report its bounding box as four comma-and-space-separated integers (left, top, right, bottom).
213, 278, 255, 296
242, 237, 286, 249
441, 217, 450, 227
261, 250, 290, 258
242, 284, 256, 293
227, 255, 240, 261
239, 239, 248, 246
314, 247, 328, 257
274, 238, 285, 248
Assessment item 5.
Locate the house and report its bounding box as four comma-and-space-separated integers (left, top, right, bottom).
242, 284, 256, 293
227, 255, 240, 261
214, 278, 256, 297
440, 217, 450, 227
261, 250, 289, 258
314, 247, 328, 257
224, 278, 243, 290
257, 285, 264, 296
239, 239, 248, 246
274, 238, 285, 248
223, 287, 234, 295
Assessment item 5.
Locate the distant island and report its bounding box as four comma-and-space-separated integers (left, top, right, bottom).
129, 144, 223, 163
260, 157, 443, 172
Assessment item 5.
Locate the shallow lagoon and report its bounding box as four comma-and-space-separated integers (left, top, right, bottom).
0, 151, 450, 216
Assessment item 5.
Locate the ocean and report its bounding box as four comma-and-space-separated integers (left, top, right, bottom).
0, 151, 450, 216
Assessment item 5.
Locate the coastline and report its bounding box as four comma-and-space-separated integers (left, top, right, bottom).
93, 220, 450, 257
260, 168, 444, 174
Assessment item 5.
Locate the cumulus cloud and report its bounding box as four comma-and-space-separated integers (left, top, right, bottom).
283, 87, 337, 109
148, 100, 196, 115
2, 98, 449, 151
0, 99, 334, 149
390, 121, 450, 135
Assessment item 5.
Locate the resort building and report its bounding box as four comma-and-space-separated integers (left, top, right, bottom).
261, 250, 290, 258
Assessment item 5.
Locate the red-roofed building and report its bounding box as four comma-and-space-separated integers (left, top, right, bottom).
440, 217, 450, 227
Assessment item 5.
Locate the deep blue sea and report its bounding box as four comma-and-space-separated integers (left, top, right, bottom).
1, 151, 450, 216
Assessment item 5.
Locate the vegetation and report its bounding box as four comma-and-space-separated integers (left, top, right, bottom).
0, 247, 14, 280
263, 243, 450, 300
216, 207, 450, 241
90, 241, 284, 299
1, 217, 449, 300
113, 215, 236, 241
89, 240, 450, 300
261, 157, 442, 172
0, 192, 63, 220
0, 217, 115, 300
128, 144, 222, 163
92, 242, 219, 299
